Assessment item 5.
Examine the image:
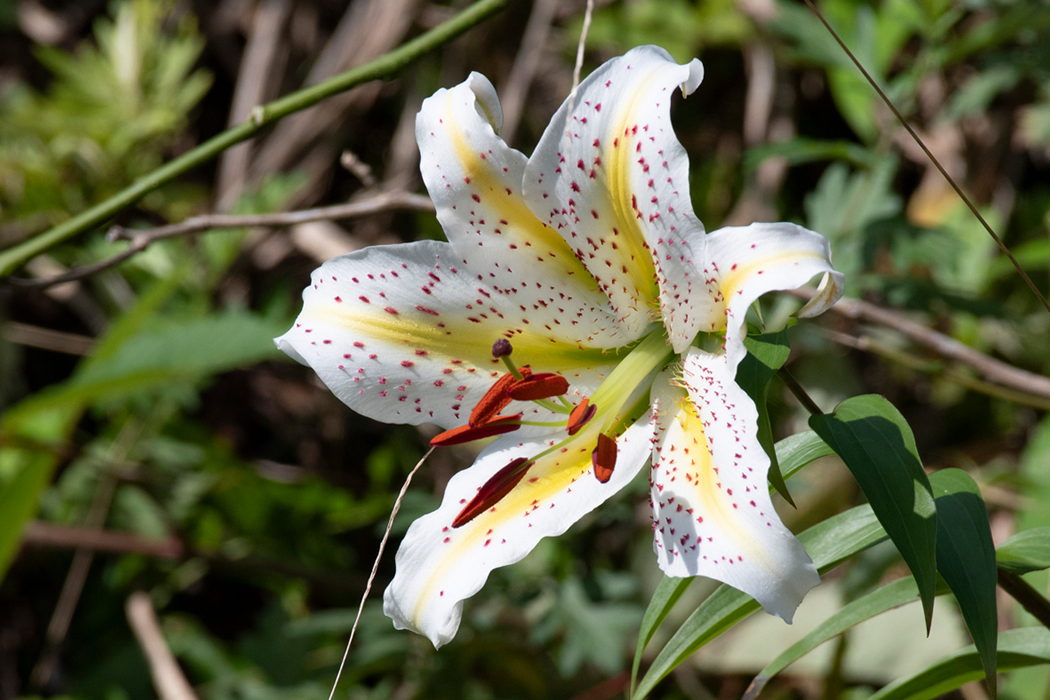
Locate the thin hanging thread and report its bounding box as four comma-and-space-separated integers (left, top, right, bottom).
327, 446, 434, 700
803, 0, 1050, 316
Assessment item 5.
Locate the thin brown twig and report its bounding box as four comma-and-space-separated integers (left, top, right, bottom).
822, 328, 1050, 411
126, 592, 200, 700
803, 0, 1050, 316
30, 419, 142, 690
6, 191, 434, 290
498, 0, 558, 145
790, 287, 1050, 400
22, 521, 184, 559
328, 446, 434, 700
565, 0, 595, 120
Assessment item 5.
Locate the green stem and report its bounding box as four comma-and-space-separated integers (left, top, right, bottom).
777, 367, 824, 416
998, 568, 1050, 631
0, 0, 508, 277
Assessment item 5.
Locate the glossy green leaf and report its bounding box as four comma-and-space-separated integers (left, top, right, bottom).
632, 503, 888, 699
810, 394, 938, 631
631, 576, 692, 694
737, 328, 793, 505
928, 469, 998, 697
743, 576, 953, 700
868, 628, 1050, 700
775, 431, 835, 485
997, 527, 1050, 575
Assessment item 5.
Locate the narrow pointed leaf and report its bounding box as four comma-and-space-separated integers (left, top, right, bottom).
632, 503, 888, 699
929, 468, 998, 698
737, 329, 794, 505
631, 577, 693, 695
997, 527, 1050, 575
867, 628, 1050, 700
744, 576, 953, 700
774, 430, 835, 485
809, 394, 938, 631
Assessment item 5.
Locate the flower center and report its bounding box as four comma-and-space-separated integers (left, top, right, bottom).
431, 331, 675, 527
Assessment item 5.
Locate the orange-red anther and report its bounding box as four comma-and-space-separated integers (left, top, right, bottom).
591, 433, 617, 483
431, 414, 522, 446
507, 373, 570, 401
469, 367, 532, 427
452, 457, 532, 528
566, 398, 597, 436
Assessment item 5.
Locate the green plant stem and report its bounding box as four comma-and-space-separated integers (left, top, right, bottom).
998, 568, 1050, 631
0, 0, 508, 277
777, 367, 824, 416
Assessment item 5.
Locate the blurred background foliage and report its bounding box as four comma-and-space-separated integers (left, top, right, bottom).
0, 0, 1049, 698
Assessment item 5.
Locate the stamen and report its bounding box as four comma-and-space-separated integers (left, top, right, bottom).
591, 433, 617, 483
508, 373, 570, 401
566, 398, 597, 436
452, 457, 532, 527
431, 414, 522, 446
470, 367, 532, 427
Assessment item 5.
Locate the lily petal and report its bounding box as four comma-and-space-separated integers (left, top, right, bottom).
701, 222, 845, 370
275, 240, 616, 429
649, 355, 820, 622
417, 72, 631, 347
384, 414, 655, 647
523, 46, 707, 351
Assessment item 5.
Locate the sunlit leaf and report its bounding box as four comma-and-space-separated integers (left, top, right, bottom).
997, 527, 1050, 575
867, 628, 1050, 700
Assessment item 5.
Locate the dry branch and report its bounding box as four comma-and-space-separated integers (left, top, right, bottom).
10, 191, 434, 289
794, 287, 1050, 400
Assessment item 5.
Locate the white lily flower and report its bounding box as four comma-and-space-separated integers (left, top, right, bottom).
276, 46, 844, 649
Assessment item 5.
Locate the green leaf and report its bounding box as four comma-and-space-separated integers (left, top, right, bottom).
744, 576, 953, 700
0, 403, 82, 581
868, 628, 1050, 700
631, 577, 692, 695
632, 503, 888, 699
809, 394, 938, 632
737, 329, 794, 505
775, 431, 835, 484
997, 527, 1050, 575
928, 469, 998, 697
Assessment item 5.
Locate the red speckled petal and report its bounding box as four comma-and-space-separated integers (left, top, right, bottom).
275, 240, 616, 429
697, 222, 844, 370
383, 412, 655, 648
523, 46, 707, 351
649, 361, 819, 622
417, 72, 634, 348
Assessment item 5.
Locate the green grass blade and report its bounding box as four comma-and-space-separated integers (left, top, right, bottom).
631, 577, 693, 695
868, 628, 1050, 700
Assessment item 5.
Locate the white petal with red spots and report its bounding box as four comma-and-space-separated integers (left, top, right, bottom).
649, 355, 820, 622
275, 240, 617, 429
699, 222, 845, 370
384, 413, 656, 647
417, 72, 633, 348
523, 46, 707, 352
